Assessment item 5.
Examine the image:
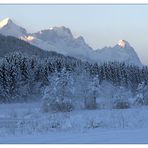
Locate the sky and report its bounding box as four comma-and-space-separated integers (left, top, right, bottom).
0, 4, 148, 64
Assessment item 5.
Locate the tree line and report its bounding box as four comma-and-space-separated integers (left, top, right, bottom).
0, 51, 147, 104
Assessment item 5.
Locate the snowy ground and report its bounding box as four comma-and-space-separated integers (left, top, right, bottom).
0, 103, 148, 143
1, 128, 148, 144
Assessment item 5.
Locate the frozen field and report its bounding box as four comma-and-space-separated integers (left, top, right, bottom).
0, 103, 148, 143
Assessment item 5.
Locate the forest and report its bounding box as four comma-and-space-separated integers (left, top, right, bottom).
0, 51, 147, 111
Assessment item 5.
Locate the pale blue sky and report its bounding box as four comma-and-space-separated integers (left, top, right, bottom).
0, 4, 148, 64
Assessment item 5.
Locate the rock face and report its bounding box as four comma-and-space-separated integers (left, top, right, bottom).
0, 17, 142, 66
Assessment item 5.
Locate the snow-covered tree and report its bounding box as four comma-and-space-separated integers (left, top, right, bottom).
134, 82, 148, 105
42, 68, 74, 112
113, 86, 130, 109
84, 75, 100, 109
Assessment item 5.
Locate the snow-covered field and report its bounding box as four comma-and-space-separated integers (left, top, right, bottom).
0, 103, 148, 143
1, 128, 148, 144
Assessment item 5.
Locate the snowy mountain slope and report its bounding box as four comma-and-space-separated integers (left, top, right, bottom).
29, 27, 93, 61
22, 35, 57, 52
0, 18, 27, 38
0, 34, 68, 58
0, 18, 142, 66
94, 40, 142, 66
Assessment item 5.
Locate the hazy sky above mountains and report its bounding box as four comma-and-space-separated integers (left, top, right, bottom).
0, 4, 148, 64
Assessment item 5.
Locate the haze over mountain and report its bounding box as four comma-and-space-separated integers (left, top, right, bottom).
0, 17, 142, 66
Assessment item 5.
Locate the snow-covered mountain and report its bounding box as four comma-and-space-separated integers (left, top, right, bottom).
0, 17, 142, 66
0, 18, 27, 38
26, 27, 93, 61
94, 40, 142, 66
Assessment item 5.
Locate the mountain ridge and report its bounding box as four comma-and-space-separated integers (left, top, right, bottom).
0, 17, 142, 66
